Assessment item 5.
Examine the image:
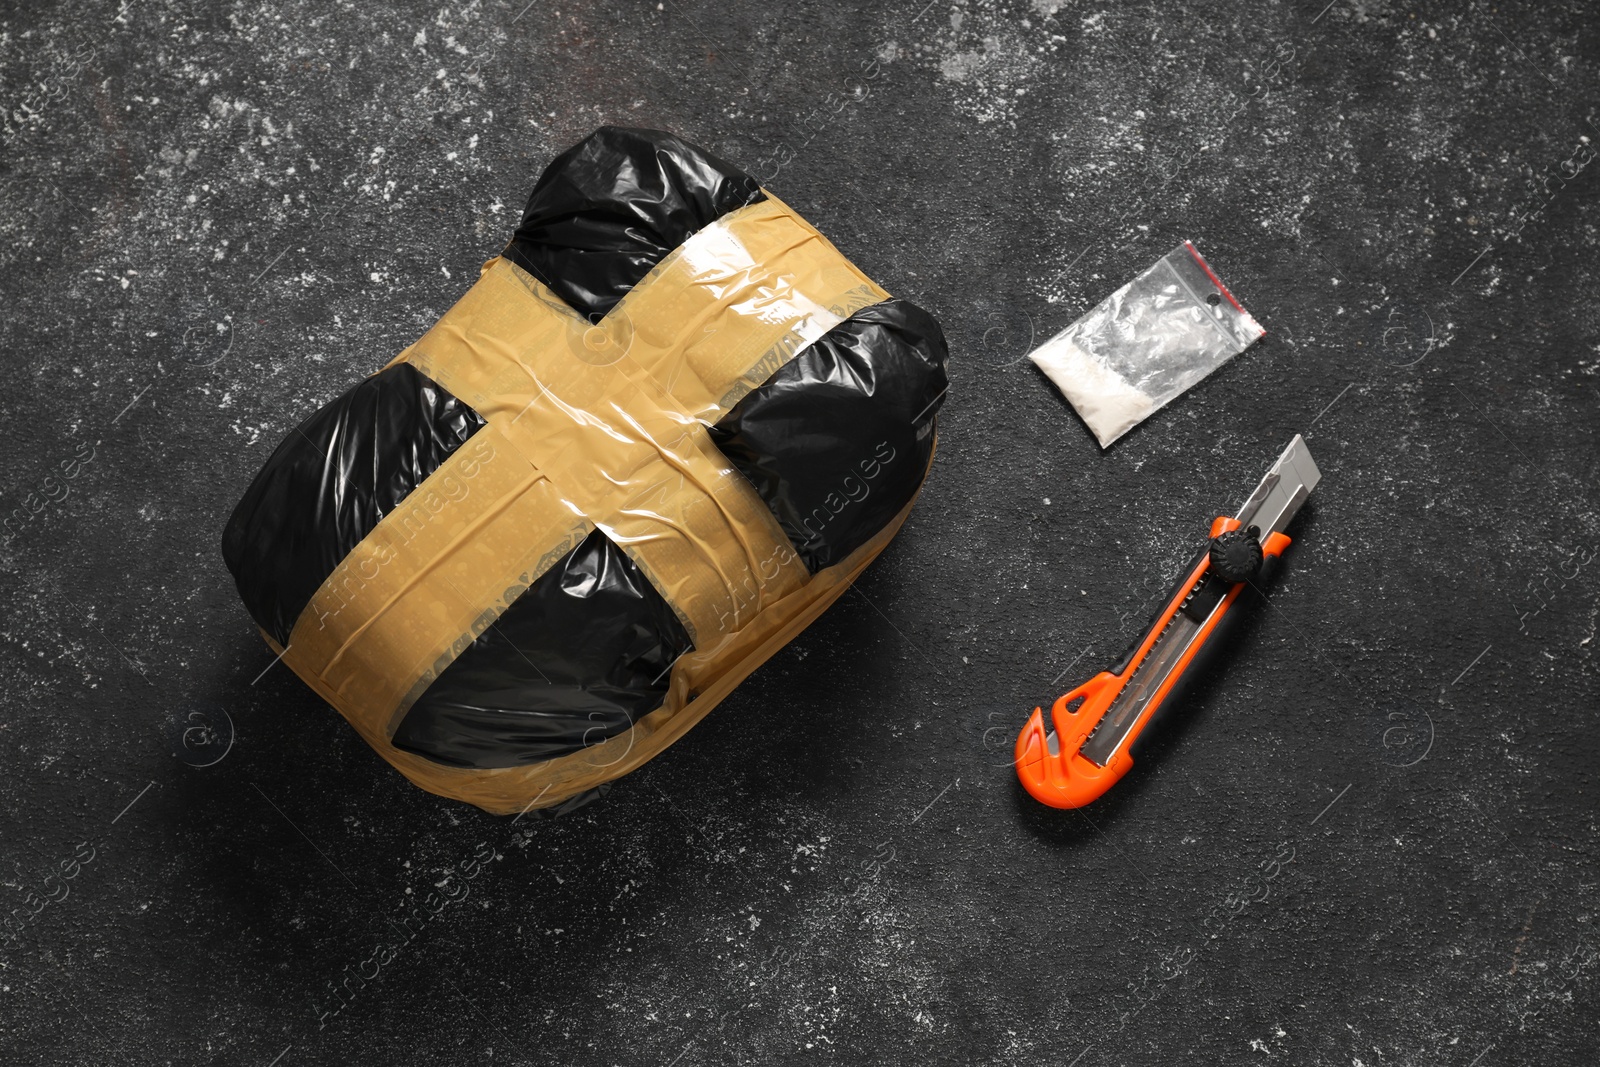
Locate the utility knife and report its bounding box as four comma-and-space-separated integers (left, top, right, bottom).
1015, 435, 1321, 808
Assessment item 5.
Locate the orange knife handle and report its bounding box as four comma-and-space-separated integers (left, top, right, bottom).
1014, 671, 1129, 808
1115, 528, 1292, 758
1014, 521, 1293, 809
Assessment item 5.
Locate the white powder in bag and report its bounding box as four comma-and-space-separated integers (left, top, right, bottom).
1029, 335, 1155, 448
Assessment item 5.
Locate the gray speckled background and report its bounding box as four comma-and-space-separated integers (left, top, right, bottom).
3, 1, 1598, 1064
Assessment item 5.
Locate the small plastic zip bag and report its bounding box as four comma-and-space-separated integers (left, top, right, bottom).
1029, 241, 1264, 448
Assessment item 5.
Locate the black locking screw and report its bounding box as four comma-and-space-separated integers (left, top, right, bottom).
1208, 526, 1264, 584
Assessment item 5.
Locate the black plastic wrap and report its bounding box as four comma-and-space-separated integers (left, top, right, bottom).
709, 299, 948, 572
221, 362, 485, 646
503, 127, 764, 322
392, 529, 692, 769
223, 126, 948, 777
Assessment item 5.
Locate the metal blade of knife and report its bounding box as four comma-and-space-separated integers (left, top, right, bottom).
1232, 433, 1322, 540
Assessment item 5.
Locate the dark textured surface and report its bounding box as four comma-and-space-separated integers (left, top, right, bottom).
1, 1, 1597, 1064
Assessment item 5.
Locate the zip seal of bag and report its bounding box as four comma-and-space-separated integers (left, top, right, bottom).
1029, 241, 1264, 448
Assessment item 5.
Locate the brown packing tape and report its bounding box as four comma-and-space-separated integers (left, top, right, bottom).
378, 194, 887, 420
275, 193, 917, 812
399, 257, 813, 646
267, 451, 932, 815
280, 426, 590, 744
614, 193, 888, 420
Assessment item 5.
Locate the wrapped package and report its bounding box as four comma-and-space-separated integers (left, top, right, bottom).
222, 127, 949, 814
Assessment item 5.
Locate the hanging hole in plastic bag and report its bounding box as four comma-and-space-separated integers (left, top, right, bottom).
1029, 241, 1264, 448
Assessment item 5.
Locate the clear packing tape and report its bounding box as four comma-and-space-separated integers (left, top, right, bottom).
1030, 241, 1264, 448
261, 192, 931, 814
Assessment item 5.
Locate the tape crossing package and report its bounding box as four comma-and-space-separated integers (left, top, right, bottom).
221, 127, 950, 815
